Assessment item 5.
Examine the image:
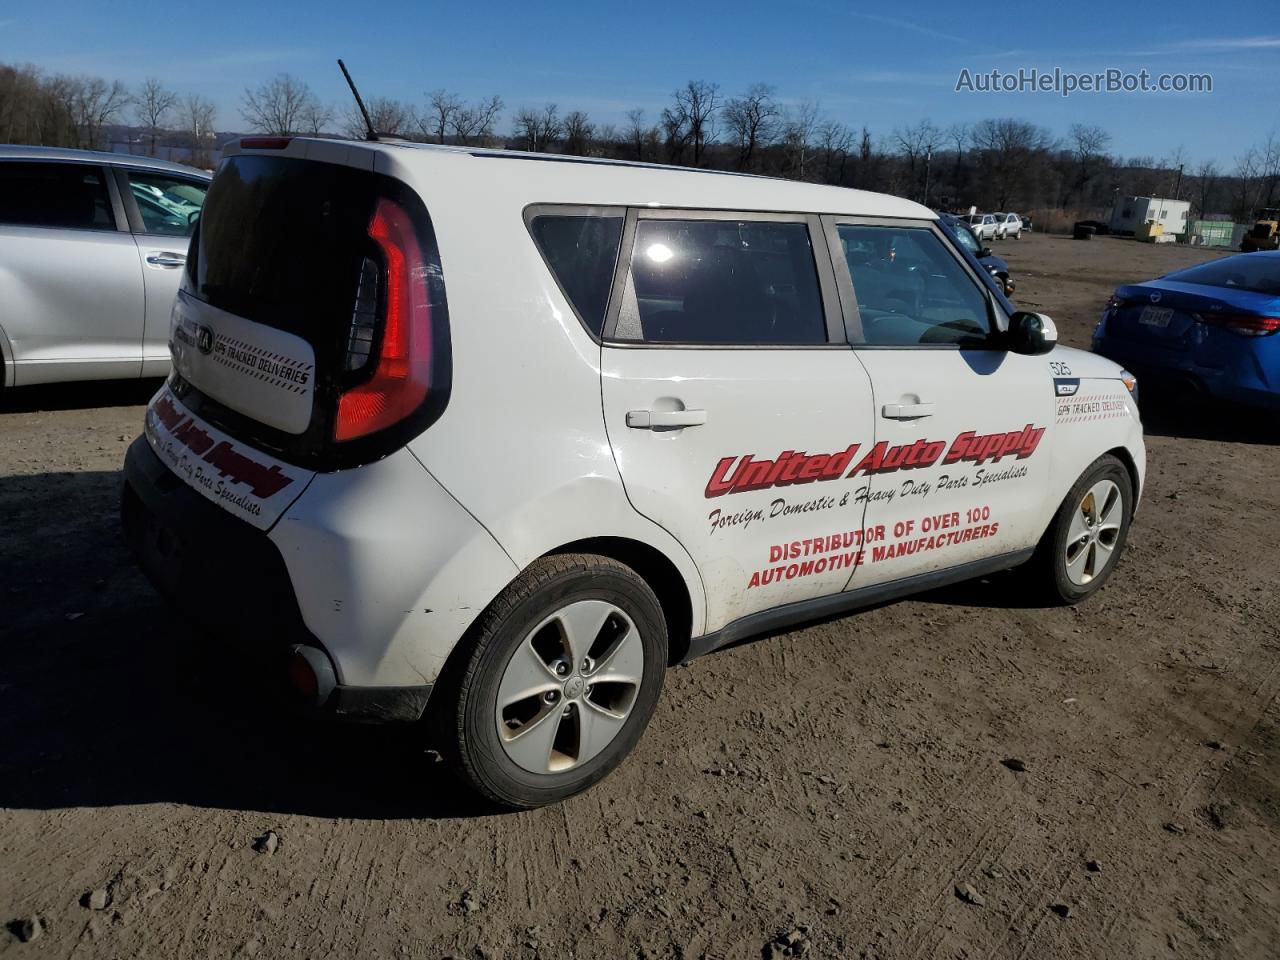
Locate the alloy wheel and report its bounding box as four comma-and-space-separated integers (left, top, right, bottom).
1064, 479, 1123, 586
495, 600, 644, 774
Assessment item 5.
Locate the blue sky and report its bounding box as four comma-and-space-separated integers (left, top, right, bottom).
1, 0, 1275, 164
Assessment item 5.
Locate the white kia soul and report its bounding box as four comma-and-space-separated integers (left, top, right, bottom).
123, 136, 1144, 808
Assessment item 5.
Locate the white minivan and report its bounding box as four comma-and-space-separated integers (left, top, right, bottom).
123, 137, 1144, 808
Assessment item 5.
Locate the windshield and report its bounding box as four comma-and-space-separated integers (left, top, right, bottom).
947, 222, 980, 253
1166, 256, 1280, 296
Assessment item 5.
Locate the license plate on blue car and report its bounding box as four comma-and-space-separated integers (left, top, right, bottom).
1139, 306, 1173, 328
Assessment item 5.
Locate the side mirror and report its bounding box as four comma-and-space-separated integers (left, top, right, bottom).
979, 246, 993, 258
1007, 311, 1058, 355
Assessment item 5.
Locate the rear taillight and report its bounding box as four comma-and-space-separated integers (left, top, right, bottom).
1103, 294, 1128, 312
239, 136, 292, 149
334, 198, 433, 442
1196, 311, 1280, 337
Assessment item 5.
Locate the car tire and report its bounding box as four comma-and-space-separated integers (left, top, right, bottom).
432, 553, 668, 809
1026, 454, 1133, 605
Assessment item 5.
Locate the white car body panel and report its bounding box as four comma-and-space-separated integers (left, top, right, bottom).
128, 138, 1144, 689
269, 447, 519, 687
602, 348, 876, 631
848, 348, 1058, 586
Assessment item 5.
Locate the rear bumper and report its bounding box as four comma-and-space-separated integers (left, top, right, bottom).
122, 437, 432, 722
1095, 334, 1280, 411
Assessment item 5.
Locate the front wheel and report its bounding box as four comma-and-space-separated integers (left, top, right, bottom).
432, 554, 668, 809
1026, 454, 1133, 604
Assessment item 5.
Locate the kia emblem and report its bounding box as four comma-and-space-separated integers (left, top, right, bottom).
196, 325, 214, 355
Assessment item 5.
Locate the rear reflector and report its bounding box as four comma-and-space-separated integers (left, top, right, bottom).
239, 136, 292, 150
287, 644, 337, 706
335, 198, 433, 441
1198, 311, 1280, 337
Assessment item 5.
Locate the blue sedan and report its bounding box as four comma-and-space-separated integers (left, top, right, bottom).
1093, 251, 1280, 410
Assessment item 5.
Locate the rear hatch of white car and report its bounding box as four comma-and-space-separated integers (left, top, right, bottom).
163, 144, 451, 487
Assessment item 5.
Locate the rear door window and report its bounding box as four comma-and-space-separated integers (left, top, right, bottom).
838, 224, 993, 347
124, 170, 208, 237
529, 214, 624, 336
615, 218, 828, 345
0, 161, 115, 230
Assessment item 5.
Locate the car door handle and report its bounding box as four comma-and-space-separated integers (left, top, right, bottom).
146, 253, 187, 267
626, 409, 707, 429
882, 402, 935, 420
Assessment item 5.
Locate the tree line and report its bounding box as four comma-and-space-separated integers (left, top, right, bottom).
3, 62, 1278, 225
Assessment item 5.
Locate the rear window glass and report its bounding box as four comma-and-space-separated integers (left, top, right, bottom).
192, 155, 381, 335
0, 161, 115, 230
1166, 256, 1280, 296
530, 215, 624, 336
616, 219, 827, 345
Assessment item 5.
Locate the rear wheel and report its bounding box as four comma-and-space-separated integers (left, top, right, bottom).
433, 554, 667, 809
1027, 454, 1133, 604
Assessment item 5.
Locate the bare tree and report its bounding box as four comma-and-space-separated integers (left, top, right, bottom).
781, 101, 822, 180
562, 110, 593, 155
671, 80, 719, 166
971, 118, 1053, 209
343, 96, 415, 139
424, 89, 462, 143
513, 103, 562, 152
1163, 144, 1189, 199
624, 108, 650, 161
1233, 148, 1258, 221
241, 74, 319, 135
818, 120, 854, 185
134, 77, 177, 156
1257, 133, 1280, 210
946, 122, 970, 205
1193, 158, 1219, 217
893, 119, 942, 201
660, 101, 691, 165
451, 95, 503, 146
722, 83, 777, 172
300, 99, 333, 135
0, 63, 77, 146
1067, 123, 1111, 207
182, 94, 217, 169
69, 76, 129, 149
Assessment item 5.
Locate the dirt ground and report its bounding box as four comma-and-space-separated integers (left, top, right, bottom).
2, 233, 1279, 960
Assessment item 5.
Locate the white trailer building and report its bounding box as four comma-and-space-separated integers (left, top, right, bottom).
1109, 196, 1191, 236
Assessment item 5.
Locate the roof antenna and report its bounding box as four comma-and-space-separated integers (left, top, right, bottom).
337, 59, 378, 141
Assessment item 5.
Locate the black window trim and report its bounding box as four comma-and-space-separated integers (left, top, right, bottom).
111, 164, 210, 238
0, 157, 128, 234
600, 207, 845, 349
822, 214, 1009, 351
522, 202, 628, 341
